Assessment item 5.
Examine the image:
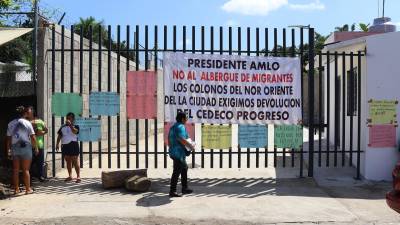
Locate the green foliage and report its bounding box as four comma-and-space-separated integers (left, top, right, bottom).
74, 16, 108, 44
314, 32, 328, 52
351, 23, 356, 32
0, 0, 14, 9
335, 24, 349, 32
0, 0, 33, 66
358, 23, 370, 32
73, 16, 135, 61
335, 22, 370, 32
0, 33, 32, 63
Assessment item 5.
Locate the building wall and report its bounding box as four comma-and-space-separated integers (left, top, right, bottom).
324, 32, 400, 181
37, 24, 163, 164
364, 32, 400, 181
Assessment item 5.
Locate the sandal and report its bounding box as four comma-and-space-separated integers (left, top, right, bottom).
25, 189, 34, 195
75, 178, 81, 183
64, 177, 73, 182
13, 190, 21, 196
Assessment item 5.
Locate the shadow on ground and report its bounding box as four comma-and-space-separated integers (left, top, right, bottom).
31, 175, 392, 208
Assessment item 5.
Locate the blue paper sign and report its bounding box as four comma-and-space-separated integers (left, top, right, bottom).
89, 92, 120, 116
75, 118, 102, 142
238, 125, 268, 148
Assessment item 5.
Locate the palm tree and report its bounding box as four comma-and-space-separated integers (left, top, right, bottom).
74, 17, 135, 61
350, 23, 356, 31
358, 23, 370, 32
74, 16, 108, 44
334, 24, 349, 32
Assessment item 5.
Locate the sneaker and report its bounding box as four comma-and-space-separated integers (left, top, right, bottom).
39, 177, 46, 182
169, 192, 182, 198
182, 189, 193, 195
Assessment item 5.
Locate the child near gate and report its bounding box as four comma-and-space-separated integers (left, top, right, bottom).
56, 112, 81, 183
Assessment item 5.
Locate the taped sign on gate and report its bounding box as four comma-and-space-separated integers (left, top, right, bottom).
126, 71, 157, 119
201, 125, 232, 149
75, 118, 102, 142
89, 92, 120, 116
163, 52, 302, 125
274, 125, 303, 149
238, 125, 268, 148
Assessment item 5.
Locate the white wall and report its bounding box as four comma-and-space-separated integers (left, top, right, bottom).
364, 32, 400, 181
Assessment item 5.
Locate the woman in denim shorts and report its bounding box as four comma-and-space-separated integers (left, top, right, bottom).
6, 106, 39, 195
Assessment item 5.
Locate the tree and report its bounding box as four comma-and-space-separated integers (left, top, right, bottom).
335, 24, 350, 32
335, 22, 370, 32
350, 23, 356, 32
0, 35, 31, 63
314, 32, 328, 52
334, 23, 356, 32
0, 0, 33, 65
74, 16, 135, 61
73, 16, 109, 44
358, 23, 370, 32
0, 0, 13, 9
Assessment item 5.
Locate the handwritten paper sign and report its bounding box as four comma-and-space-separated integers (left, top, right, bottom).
51, 93, 83, 117
368, 124, 396, 148
126, 71, 157, 119
164, 122, 195, 146
89, 92, 120, 116
238, 125, 268, 148
369, 100, 398, 125
201, 125, 232, 149
274, 125, 303, 149
75, 118, 102, 142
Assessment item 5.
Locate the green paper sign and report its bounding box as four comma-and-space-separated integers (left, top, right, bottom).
369, 100, 397, 125
274, 125, 303, 149
51, 93, 83, 117
201, 125, 232, 149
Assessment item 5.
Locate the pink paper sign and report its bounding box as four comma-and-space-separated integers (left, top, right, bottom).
368, 124, 397, 148
164, 122, 195, 146
127, 71, 157, 119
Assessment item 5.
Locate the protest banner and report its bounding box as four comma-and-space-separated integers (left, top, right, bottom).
89, 92, 120, 116
238, 125, 268, 148
75, 118, 102, 142
163, 52, 301, 124
201, 125, 232, 149
51, 93, 83, 117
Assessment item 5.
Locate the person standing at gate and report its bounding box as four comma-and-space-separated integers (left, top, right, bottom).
56, 112, 81, 183
6, 106, 39, 195
29, 108, 48, 182
168, 112, 195, 197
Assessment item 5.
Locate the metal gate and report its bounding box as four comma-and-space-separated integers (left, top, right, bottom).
48, 25, 364, 178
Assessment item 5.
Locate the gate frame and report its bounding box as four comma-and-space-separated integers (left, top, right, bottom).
46, 25, 364, 179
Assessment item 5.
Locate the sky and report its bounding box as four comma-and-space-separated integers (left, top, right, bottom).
40, 0, 400, 37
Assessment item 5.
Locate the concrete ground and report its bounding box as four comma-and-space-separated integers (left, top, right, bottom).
0, 165, 399, 225
0, 135, 399, 224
